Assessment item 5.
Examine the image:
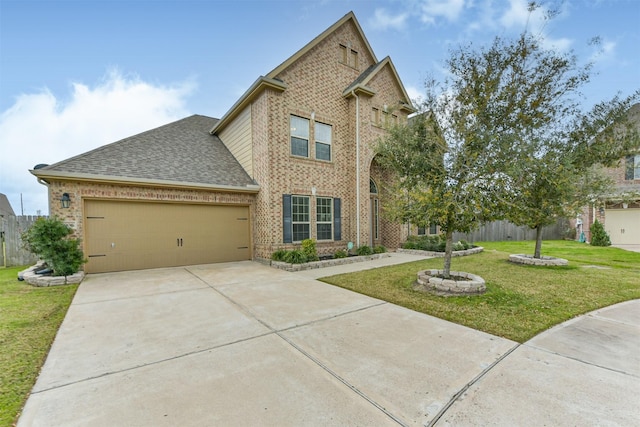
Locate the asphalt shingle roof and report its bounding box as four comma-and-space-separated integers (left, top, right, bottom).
38, 115, 255, 188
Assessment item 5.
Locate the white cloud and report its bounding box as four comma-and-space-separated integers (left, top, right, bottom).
405, 85, 424, 106
419, 0, 467, 24
369, 8, 409, 31
0, 70, 195, 215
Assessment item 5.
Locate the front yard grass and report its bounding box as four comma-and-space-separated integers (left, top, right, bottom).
0, 266, 78, 427
320, 240, 640, 343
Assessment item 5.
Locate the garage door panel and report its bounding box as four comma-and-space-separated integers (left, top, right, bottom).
605, 209, 640, 245
85, 201, 251, 273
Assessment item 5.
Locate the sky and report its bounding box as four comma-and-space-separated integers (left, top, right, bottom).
1, 0, 638, 215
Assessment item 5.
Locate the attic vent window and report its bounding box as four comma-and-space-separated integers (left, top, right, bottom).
339, 44, 358, 70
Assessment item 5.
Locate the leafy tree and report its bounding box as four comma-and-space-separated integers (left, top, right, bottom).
377, 9, 639, 275
503, 90, 639, 258
22, 217, 86, 276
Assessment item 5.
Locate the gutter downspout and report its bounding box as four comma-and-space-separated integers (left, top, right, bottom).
352, 90, 361, 247
37, 178, 49, 215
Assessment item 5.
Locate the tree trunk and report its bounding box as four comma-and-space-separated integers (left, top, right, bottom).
534, 224, 543, 259
443, 230, 454, 279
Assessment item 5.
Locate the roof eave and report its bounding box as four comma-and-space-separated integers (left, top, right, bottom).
343, 84, 376, 98
30, 170, 260, 194
210, 76, 287, 135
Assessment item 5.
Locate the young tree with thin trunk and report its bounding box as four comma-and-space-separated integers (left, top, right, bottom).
377, 18, 639, 276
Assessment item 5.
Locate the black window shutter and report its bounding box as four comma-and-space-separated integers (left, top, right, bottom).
283, 194, 292, 243
625, 155, 634, 180
333, 198, 341, 241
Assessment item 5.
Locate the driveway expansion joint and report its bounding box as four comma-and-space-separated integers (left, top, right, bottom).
522, 343, 640, 378
428, 342, 521, 426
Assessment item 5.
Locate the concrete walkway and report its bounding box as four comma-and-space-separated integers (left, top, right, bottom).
18, 256, 640, 426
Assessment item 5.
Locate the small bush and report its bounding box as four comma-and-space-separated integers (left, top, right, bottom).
21, 217, 85, 276
590, 219, 611, 247
373, 245, 387, 254
402, 235, 473, 252
301, 239, 319, 261
334, 249, 348, 259
356, 245, 373, 256
284, 250, 308, 264
271, 250, 288, 262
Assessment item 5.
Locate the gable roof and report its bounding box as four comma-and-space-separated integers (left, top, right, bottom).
0, 193, 16, 217
266, 11, 377, 79
32, 115, 258, 192
210, 11, 381, 134
343, 56, 415, 113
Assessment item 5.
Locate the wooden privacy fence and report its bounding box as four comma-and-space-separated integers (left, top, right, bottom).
452, 218, 568, 243
0, 215, 45, 268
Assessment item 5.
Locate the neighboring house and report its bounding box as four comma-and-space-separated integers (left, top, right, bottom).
579, 103, 640, 246
0, 193, 16, 219
31, 12, 415, 273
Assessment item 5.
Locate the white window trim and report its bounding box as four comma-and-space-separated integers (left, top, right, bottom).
316, 197, 333, 240
291, 195, 310, 242
314, 122, 332, 162
290, 116, 310, 158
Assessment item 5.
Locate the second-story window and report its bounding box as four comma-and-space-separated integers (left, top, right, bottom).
315, 122, 332, 161
291, 115, 309, 157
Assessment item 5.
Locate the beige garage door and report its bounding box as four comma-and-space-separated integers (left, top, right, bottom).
84, 200, 251, 273
604, 209, 640, 245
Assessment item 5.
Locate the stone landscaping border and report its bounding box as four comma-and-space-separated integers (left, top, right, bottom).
508, 254, 568, 266
266, 253, 391, 272
18, 262, 85, 287
416, 269, 486, 296
397, 246, 483, 257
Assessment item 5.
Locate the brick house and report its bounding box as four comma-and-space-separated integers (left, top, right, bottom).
578, 103, 640, 245
31, 12, 415, 273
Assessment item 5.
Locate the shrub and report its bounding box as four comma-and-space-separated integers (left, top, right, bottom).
373, 245, 387, 254
334, 249, 348, 259
590, 220, 611, 247
356, 245, 373, 256
284, 250, 308, 264
301, 239, 319, 261
271, 250, 288, 262
21, 217, 85, 276
402, 235, 472, 252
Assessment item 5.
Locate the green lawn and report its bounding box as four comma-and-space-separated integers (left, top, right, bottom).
320, 240, 640, 343
0, 266, 78, 427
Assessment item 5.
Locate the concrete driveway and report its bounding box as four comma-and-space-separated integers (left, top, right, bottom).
18, 259, 640, 426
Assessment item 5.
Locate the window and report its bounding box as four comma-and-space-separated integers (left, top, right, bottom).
284, 195, 341, 243
316, 197, 333, 240
339, 44, 358, 69
627, 154, 640, 180
370, 178, 378, 194
418, 223, 436, 235
372, 198, 379, 240
290, 116, 309, 157
371, 108, 380, 126
292, 196, 310, 241
315, 122, 332, 161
